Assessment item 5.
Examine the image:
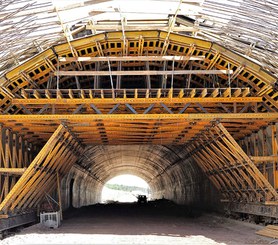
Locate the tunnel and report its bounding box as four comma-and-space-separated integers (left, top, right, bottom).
0, 1, 278, 242
61, 145, 220, 210
0, 29, 277, 220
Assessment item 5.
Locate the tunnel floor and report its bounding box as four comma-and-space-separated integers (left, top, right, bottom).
2, 201, 272, 245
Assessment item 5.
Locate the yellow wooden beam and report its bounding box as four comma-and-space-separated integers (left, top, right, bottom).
55, 70, 233, 76
0, 214, 9, 219
12, 97, 263, 105
250, 156, 278, 162
265, 201, 278, 206
0, 113, 277, 122
0, 168, 26, 175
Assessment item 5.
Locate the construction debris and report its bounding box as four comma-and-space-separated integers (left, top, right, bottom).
256, 225, 278, 239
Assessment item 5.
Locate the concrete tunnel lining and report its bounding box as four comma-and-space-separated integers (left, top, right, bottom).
62, 145, 220, 209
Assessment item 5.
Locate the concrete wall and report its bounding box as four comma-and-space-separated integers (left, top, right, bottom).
61, 145, 221, 211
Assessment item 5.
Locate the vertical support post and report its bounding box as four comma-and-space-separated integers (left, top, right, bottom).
57, 172, 63, 221
145, 61, 151, 89
171, 60, 175, 89
161, 61, 167, 89
4, 129, 10, 198
262, 128, 267, 179
94, 62, 100, 89
56, 59, 59, 91
187, 62, 192, 88
0, 125, 3, 203
228, 62, 231, 91
116, 61, 122, 89
272, 124, 278, 188
107, 59, 115, 99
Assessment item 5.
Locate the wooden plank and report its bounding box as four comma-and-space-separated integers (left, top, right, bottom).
251, 156, 278, 162
256, 225, 278, 239
190, 89, 196, 98
59, 55, 205, 62
86, 25, 198, 32
0, 168, 26, 175
178, 89, 184, 98
0, 113, 277, 122
267, 225, 278, 231
0, 214, 9, 219
55, 70, 233, 76
211, 88, 219, 98
12, 96, 263, 105
265, 201, 278, 205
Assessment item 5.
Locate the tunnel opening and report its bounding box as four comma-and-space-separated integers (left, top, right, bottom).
62, 145, 222, 213
101, 174, 151, 203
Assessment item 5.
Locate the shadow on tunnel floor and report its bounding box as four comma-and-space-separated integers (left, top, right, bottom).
64, 199, 203, 222
13, 199, 269, 245
37, 199, 215, 237
39, 199, 223, 237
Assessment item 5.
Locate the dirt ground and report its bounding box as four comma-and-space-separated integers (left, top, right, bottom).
1, 201, 275, 245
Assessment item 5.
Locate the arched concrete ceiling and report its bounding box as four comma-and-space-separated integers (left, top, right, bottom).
77, 145, 202, 192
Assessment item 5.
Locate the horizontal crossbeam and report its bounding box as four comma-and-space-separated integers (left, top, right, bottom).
59, 55, 205, 62
250, 156, 278, 162
19, 88, 251, 101
12, 97, 262, 105
85, 25, 198, 32
0, 113, 277, 121
54, 69, 233, 76
0, 168, 26, 175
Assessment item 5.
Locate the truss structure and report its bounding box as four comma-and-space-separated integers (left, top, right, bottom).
0, 125, 83, 213
0, 2, 277, 219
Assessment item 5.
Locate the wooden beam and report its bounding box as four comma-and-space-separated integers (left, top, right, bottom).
0, 168, 26, 175
86, 25, 198, 32
12, 96, 263, 105
0, 214, 9, 219
54, 70, 233, 76
250, 156, 278, 162
265, 201, 278, 205
59, 55, 205, 62
0, 113, 277, 122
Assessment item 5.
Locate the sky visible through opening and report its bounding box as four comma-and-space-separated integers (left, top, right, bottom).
101, 174, 150, 203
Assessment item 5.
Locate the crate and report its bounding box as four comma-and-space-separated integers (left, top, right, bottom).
40, 211, 61, 229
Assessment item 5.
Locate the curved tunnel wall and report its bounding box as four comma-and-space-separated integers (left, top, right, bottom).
61, 145, 221, 210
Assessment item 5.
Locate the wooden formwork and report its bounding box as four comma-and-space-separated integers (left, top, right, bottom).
0, 30, 277, 219
0, 124, 84, 214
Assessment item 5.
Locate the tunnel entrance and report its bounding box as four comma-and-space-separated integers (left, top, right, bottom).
101, 174, 150, 203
